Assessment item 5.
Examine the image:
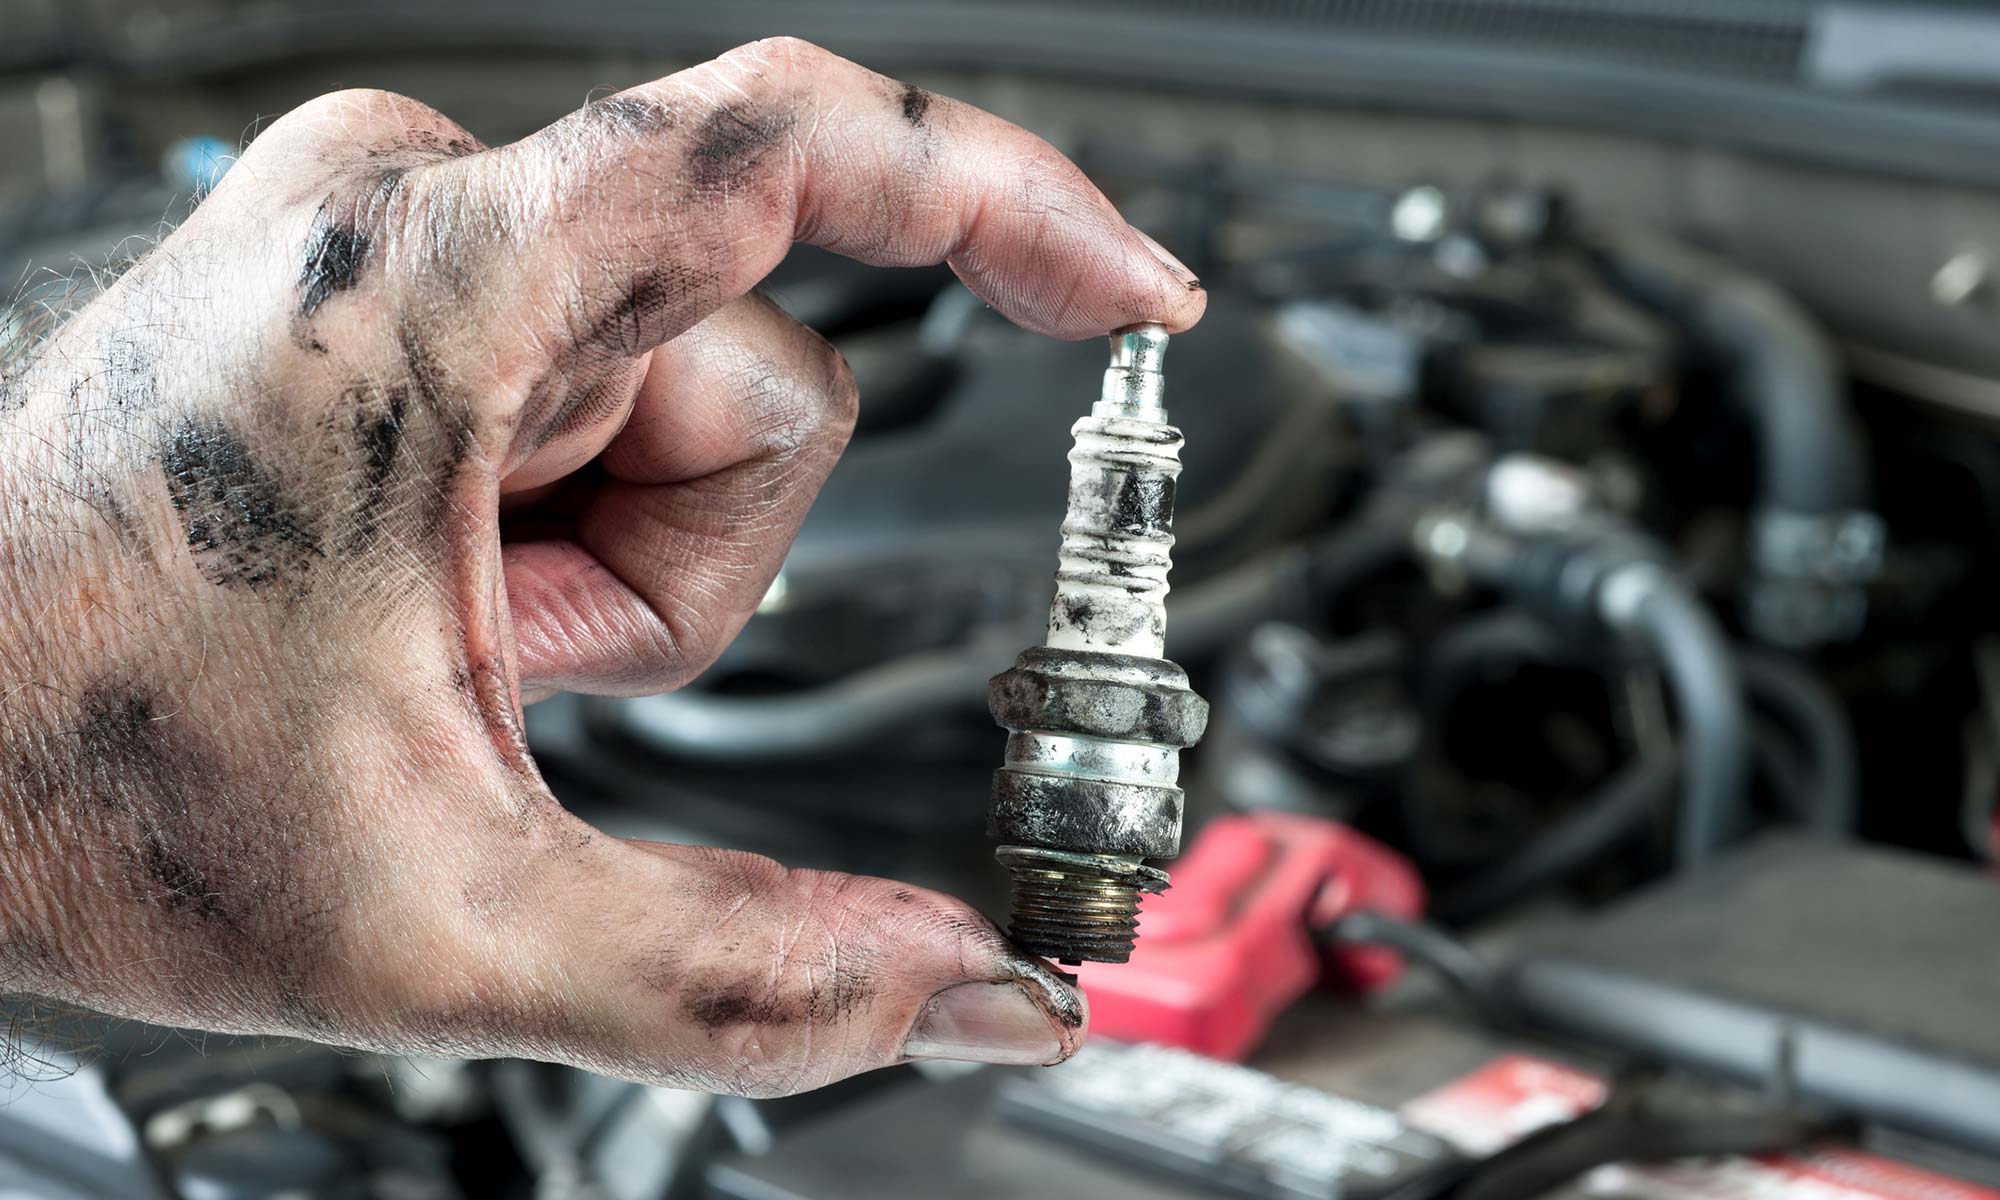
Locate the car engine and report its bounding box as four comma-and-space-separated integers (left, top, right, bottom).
6, 3, 2000, 1198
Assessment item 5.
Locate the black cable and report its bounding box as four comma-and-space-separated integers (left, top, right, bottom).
1319, 912, 1845, 1200
1752, 719, 1815, 829
1414, 608, 1568, 715
1169, 517, 1409, 652
1431, 755, 1677, 925
1417, 652, 1833, 924
1620, 578, 1750, 869
599, 514, 1409, 764
1591, 224, 1868, 515
1738, 650, 1859, 837
1449, 1102, 1854, 1200
1456, 522, 1751, 871
1323, 910, 1511, 1025
595, 642, 1007, 765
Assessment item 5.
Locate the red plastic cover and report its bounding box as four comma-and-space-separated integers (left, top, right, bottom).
1077, 812, 1424, 1060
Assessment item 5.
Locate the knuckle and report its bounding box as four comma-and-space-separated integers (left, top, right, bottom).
725, 35, 831, 76
309, 86, 430, 118
260, 88, 443, 150
825, 344, 861, 430
247, 88, 481, 182
801, 333, 860, 441
703, 847, 795, 895
727, 342, 855, 462
1025, 147, 1094, 201
635, 612, 704, 691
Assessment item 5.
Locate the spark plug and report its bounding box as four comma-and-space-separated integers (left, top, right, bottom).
988, 323, 1209, 966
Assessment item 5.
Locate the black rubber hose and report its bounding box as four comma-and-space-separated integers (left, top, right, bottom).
1751, 720, 1815, 829
1450, 1106, 1855, 1200
1619, 577, 1751, 868
1322, 910, 1510, 1025
1432, 720, 1808, 908
1464, 523, 1751, 872
603, 516, 1412, 764
1432, 755, 1678, 925
1414, 608, 1567, 716
599, 644, 1010, 765
1738, 650, 1859, 838
1170, 515, 1408, 651
1591, 224, 1868, 515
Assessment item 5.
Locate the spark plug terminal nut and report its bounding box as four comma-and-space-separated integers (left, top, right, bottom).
988, 323, 1209, 966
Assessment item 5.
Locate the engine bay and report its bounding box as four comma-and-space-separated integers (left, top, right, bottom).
5, 3, 2000, 1197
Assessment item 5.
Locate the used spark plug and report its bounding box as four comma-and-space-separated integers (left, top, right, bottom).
987, 323, 1209, 966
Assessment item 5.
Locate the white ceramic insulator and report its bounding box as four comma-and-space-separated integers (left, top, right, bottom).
1044, 325, 1185, 658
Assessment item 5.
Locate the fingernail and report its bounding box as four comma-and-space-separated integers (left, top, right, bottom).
905, 981, 1067, 1066
1133, 228, 1198, 284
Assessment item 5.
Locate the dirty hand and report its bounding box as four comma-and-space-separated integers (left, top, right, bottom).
0, 38, 1204, 1093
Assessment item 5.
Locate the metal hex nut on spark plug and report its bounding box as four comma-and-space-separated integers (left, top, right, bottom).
987, 649, 1208, 749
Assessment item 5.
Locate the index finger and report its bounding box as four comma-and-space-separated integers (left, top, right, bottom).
443, 37, 1204, 366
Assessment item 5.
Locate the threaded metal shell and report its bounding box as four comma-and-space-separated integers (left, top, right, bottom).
996, 847, 1168, 964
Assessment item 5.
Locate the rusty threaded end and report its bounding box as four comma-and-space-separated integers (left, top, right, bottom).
996, 847, 1168, 965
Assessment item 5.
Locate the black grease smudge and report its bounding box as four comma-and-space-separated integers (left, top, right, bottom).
584, 94, 676, 136
525, 369, 632, 457
160, 415, 323, 594
677, 954, 874, 1033
297, 197, 370, 320
372, 127, 483, 162
686, 102, 797, 191
397, 321, 455, 431
1056, 593, 1097, 629
398, 323, 446, 408
349, 383, 407, 549
92, 486, 150, 559
25, 677, 346, 1025
517, 265, 714, 455
75, 685, 161, 807
589, 271, 680, 358
899, 84, 932, 126
1003, 952, 1087, 1034
75, 684, 226, 921
0, 369, 25, 415
395, 319, 477, 482
136, 828, 226, 921
100, 331, 157, 417
683, 984, 790, 1030
1110, 473, 1175, 536
360, 169, 409, 232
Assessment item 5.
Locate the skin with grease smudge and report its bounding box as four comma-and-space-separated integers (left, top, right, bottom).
297, 199, 372, 320
0, 37, 1201, 1094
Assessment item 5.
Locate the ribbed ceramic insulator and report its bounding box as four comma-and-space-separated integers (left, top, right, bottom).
1044, 326, 1184, 658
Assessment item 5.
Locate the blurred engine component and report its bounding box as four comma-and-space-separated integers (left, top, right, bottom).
1508, 836, 2000, 1154
1587, 225, 1885, 649
1409, 451, 1749, 869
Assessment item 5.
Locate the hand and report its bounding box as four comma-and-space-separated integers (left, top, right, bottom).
0, 37, 1204, 1094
